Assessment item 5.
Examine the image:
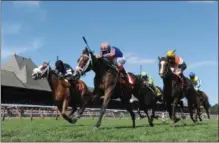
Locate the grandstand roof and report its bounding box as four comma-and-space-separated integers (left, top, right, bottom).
1, 54, 51, 92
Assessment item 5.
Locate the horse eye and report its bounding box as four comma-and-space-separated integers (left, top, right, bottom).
41, 65, 46, 70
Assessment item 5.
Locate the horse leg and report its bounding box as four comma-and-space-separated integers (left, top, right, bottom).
143, 108, 154, 127
172, 98, 180, 127
196, 95, 202, 122
188, 101, 197, 123
72, 96, 90, 122
150, 103, 158, 121
122, 98, 136, 128
93, 89, 112, 130
60, 97, 76, 124
137, 102, 146, 119
166, 102, 172, 120
203, 103, 210, 119
69, 104, 77, 118
179, 100, 186, 119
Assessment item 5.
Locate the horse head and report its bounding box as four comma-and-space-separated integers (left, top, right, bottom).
73, 47, 96, 80
158, 56, 171, 79
32, 61, 50, 80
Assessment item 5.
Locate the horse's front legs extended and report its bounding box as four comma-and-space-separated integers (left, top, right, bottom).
93, 88, 113, 130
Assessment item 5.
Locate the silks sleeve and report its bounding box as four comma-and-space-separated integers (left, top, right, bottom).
103, 48, 116, 59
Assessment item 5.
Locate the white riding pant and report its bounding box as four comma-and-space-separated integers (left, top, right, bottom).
170, 67, 182, 75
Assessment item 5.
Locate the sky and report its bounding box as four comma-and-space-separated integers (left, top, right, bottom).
1, 1, 218, 105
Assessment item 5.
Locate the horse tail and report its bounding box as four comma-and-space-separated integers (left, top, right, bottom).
204, 93, 210, 108
201, 91, 210, 108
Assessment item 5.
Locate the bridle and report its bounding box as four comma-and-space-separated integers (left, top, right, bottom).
75, 52, 93, 76
159, 59, 169, 78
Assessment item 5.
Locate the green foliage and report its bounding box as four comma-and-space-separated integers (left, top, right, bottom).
1, 118, 218, 142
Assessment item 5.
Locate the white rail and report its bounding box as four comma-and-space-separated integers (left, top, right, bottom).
1, 104, 217, 121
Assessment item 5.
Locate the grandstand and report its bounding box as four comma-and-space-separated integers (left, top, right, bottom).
2, 54, 190, 111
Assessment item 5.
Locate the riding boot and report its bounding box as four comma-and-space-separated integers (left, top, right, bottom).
150, 85, 157, 95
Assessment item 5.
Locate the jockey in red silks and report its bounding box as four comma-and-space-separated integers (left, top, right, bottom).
96, 42, 128, 82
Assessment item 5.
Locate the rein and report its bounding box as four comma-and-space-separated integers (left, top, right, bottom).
75, 53, 93, 76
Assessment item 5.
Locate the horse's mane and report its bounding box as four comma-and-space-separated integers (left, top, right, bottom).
160, 56, 166, 61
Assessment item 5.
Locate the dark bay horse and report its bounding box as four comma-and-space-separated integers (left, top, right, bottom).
73, 48, 135, 130
158, 57, 202, 127
128, 74, 185, 122
127, 72, 160, 126
32, 62, 93, 123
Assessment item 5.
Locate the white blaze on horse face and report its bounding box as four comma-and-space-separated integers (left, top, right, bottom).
32, 68, 38, 75
160, 60, 166, 75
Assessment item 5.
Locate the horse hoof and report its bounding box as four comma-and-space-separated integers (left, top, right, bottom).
149, 123, 154, 127
70, 118, 77, 124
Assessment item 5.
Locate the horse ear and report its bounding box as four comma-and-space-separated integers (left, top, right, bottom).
85, 47, 89, 53
158, 56, 161, 61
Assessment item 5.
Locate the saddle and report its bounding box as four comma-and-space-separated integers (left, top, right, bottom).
100, 59, 130, 85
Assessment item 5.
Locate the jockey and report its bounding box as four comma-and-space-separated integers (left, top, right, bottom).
189, 72, 203, 100
140, 72, 156, 94
96, 42, 128, 81
189, 72, 201, 91
166, 50, 187, 86
55, 60, 74, 80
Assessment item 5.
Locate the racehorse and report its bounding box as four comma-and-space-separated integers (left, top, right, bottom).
126, 72, 161, 126
32, 62, 93, 124
198, 90, 210, 119
130, 79, 186, 121
158, 57, 202, 127
73, 48, 136, 130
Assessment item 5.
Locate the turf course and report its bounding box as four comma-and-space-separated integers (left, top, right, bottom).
1, 118, 218, 142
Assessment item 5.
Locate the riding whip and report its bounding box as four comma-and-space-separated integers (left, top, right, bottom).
82, 36, 92, 52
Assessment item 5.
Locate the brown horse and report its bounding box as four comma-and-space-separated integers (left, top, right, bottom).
73, 48, 135, 130
32, 62, 93, 124
126, 72, 160, 126
158, 57, 202, 127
